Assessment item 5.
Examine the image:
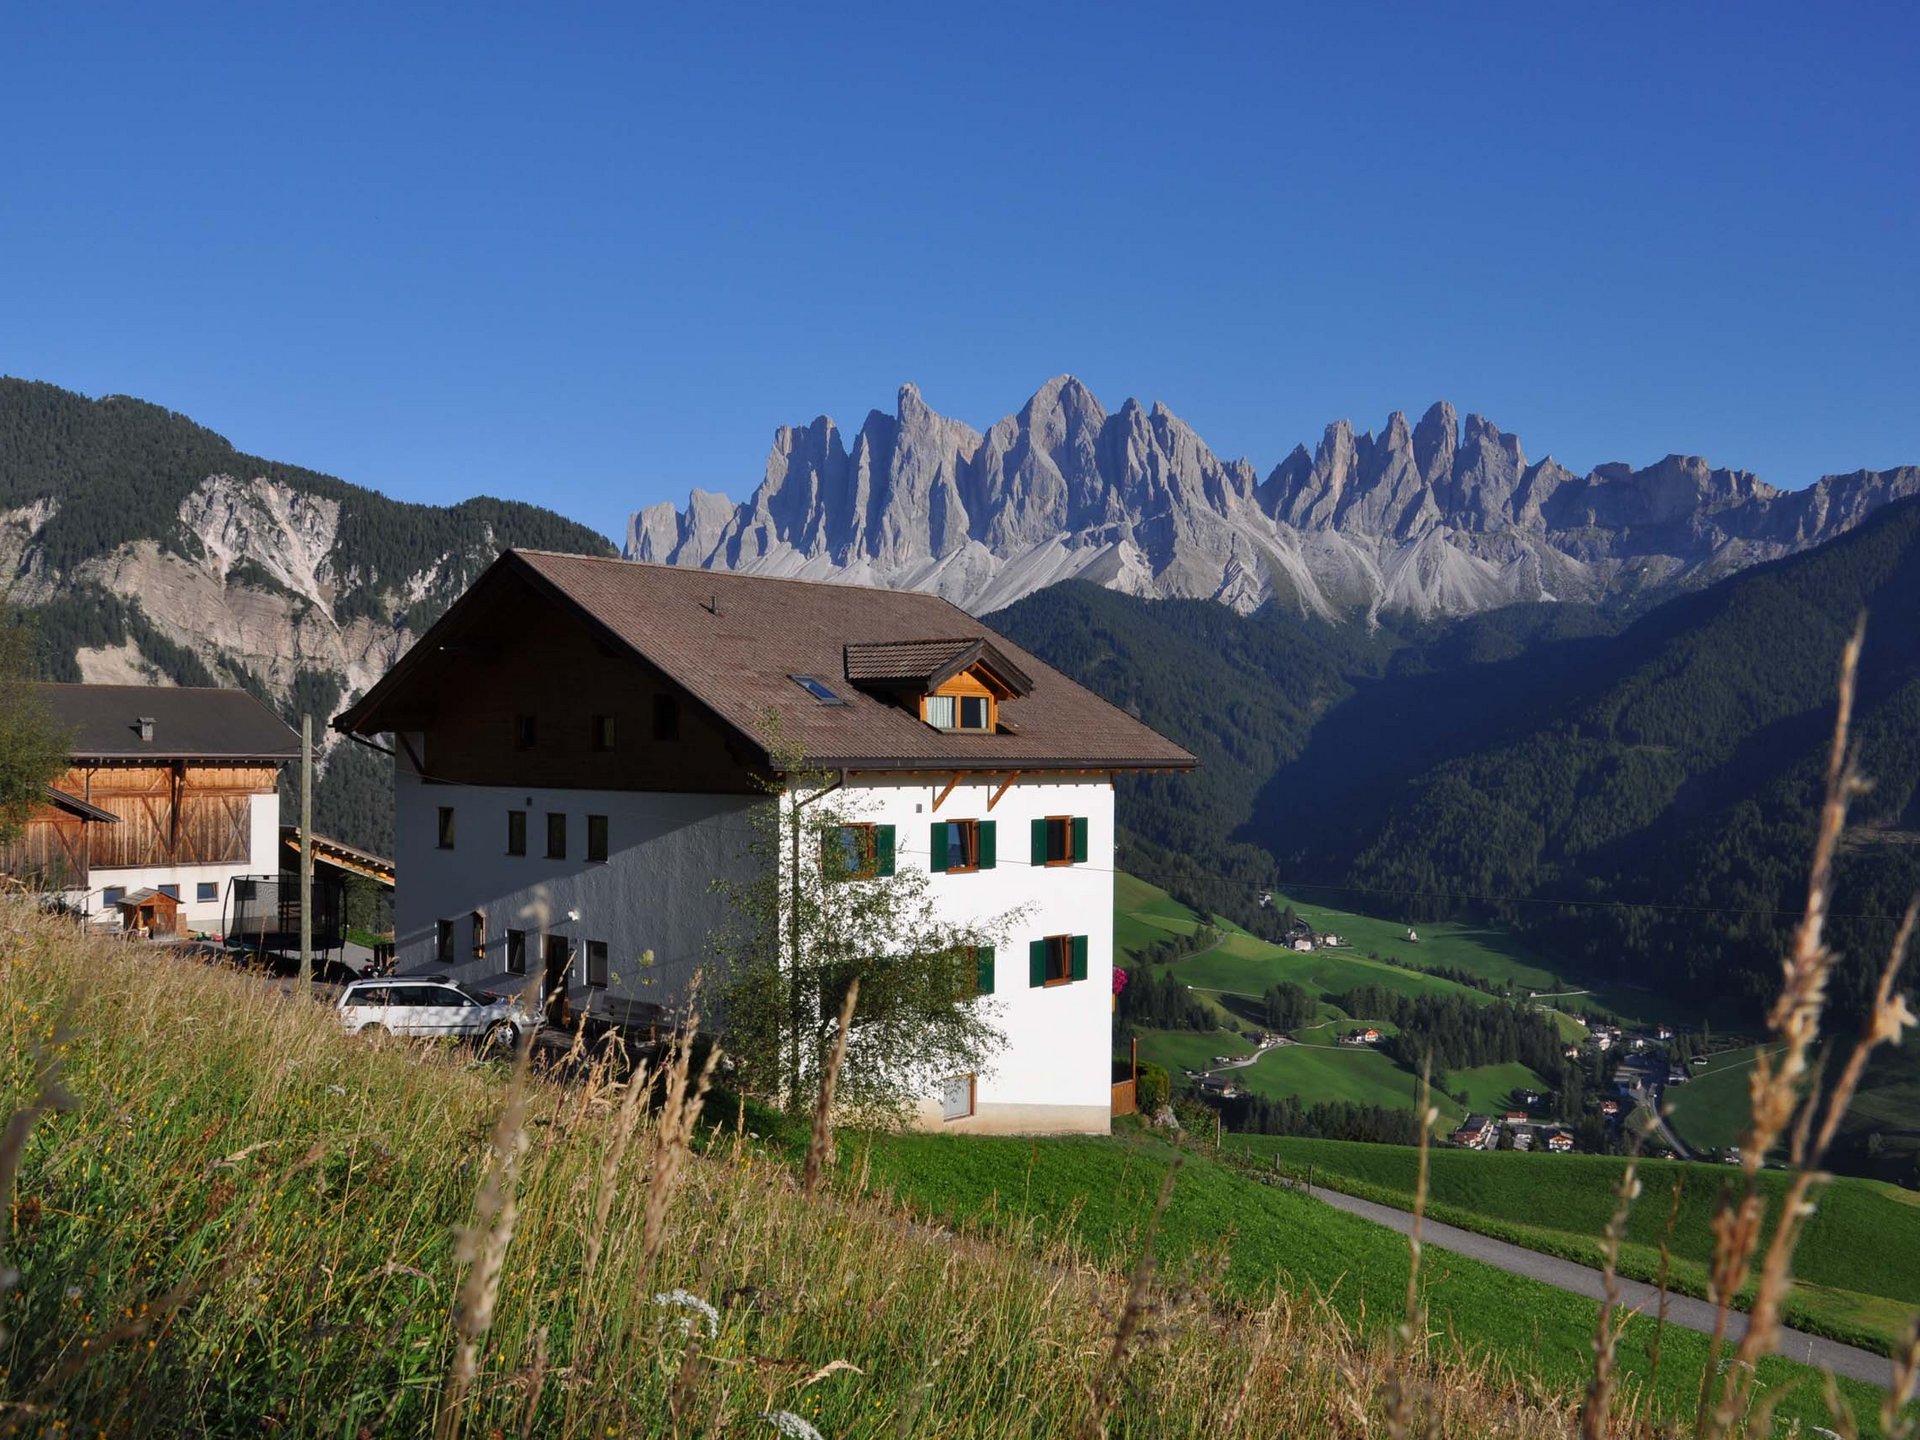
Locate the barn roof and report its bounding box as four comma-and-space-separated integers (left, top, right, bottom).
34, 684, 301, 762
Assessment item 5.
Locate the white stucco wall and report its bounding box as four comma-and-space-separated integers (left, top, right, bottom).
389, 752, 1117, 1135
829, 775, 1116, 1135
390, 754, 761, 1015
92, 791, 282, 933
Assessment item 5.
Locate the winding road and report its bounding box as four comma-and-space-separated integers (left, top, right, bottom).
1297, 1184, 1893, 1389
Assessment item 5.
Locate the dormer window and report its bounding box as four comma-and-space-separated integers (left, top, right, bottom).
842, 637, 1034, 734
923, 693, 992, 731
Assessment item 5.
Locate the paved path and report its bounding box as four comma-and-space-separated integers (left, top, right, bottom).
1298, 1185, 1892, 1389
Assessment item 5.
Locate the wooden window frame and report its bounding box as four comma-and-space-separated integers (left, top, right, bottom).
591, 713, 616, 752
513, 714, 538, 750
506, 809, 527, 857
586, 813, 609, 864
585, 939, 609, 989
1042, 933, 1073, 986
506, 928, 527, 976
942, 819, 981, 874
436, 805, 456, 850
545, 812, 567, 860
825, 822, 878, 881
1043, 815, 1072, 866
470, 910, 487, 962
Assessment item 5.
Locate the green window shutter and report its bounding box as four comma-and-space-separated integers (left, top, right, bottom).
1071, 816, 1088, 863
1029, 939, 1047, 988
1070, 934, 1089, 982
930, 822, 949, 873
976, 946, 995, 996
1031, 817, 1047, 866
875, 825, 896, 877
978, 820, 996, 870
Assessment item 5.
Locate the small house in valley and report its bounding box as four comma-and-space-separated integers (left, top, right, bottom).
1, 685, 299, 932
1546, 1131, 1575, 1153
334, 551, 1196, 1134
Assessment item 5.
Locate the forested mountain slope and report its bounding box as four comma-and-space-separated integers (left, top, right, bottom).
991, 496, 1920, 1017
2, 378, 615, 851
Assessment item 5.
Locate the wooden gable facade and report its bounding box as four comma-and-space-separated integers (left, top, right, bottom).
66, 762, 276, 869
339, 562, 767, 796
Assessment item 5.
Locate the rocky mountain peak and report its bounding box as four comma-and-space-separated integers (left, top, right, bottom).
623, 380, 1920, 622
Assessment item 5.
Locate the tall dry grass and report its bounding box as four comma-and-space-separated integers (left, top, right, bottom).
0, 904, 1586, 1437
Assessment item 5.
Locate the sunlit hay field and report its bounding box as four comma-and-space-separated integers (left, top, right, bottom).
0, 903, 1589, 1439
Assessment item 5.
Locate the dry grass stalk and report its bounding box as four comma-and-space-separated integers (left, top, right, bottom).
1580, 1153, 1643, 1440
637, 1008, 720, 1290
1382, 1058, 1439, 1440
437, 1026, 535, 1440
1883, 1315, 1920, 1440
803, 976, 859, 1196
1077, 1156, 1180, 1440
1692, 618, 1919, 1438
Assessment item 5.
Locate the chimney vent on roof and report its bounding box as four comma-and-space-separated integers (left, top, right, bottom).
136, 717, 154, 743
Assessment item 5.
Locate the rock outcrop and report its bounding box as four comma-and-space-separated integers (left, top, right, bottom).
627, 379, 1920, 619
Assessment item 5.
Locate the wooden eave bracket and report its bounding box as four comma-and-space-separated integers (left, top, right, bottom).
931, 772, 965, 812
987, 771, 1022, 810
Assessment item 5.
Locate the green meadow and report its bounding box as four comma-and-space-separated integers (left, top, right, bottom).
1225, 1132, 1920, 1355
855, 1129, 1901, 1434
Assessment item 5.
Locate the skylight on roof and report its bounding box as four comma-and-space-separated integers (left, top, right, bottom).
789, 674, 846, 706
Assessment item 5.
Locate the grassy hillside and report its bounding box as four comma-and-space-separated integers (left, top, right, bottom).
1, 905, 1627, 1439
1225, 1133, 1920, 1354
855, 1129, 1901, 1434
1117, 874, 1564, 1128
994, 504, 1920, 1036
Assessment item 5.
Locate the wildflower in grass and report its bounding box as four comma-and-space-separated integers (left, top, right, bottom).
758, 1412, 826, 1440
652, 1289, 720, 1337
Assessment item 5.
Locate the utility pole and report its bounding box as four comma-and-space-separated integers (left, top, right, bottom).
300, 713, 313, 995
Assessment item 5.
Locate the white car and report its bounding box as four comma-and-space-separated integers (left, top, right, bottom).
337, 976, 534, 1049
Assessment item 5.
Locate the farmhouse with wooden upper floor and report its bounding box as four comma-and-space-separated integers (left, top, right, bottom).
334, 550, 1195, 1134
2, 684, 300, 933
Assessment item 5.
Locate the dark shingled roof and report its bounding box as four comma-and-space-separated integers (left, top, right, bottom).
34, 684, 302, 762
337, 551, 1196, 774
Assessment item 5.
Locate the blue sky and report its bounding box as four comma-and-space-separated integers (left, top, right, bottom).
3, 3, 1914, 543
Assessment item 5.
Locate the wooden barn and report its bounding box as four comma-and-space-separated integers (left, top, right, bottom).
1, 685, 301, 931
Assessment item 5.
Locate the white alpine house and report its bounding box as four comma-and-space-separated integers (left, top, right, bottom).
336, 550, 1195, 1134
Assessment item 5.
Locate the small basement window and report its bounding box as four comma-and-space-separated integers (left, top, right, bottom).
789, 674, 846, 705
940, 1074, 976, 1121
197, 882, 218, 903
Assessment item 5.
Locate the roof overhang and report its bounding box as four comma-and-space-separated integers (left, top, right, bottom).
42, 786, 118, 823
